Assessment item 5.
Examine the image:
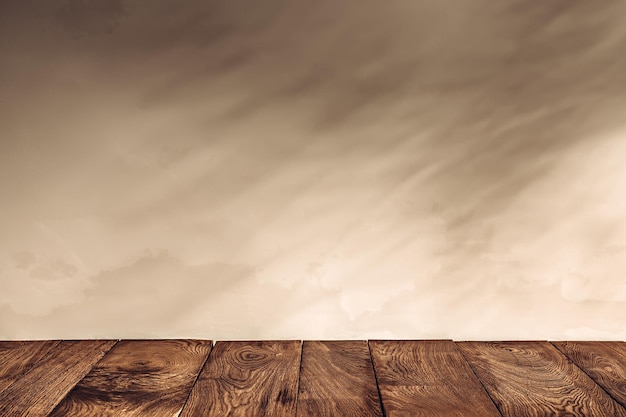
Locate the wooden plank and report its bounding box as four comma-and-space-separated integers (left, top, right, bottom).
48, 339, 212, 417
297, 340, 383, 417
0, 340, 60, 393
553, 341, 626, 409
179, 340, 301, 417
0, 339, 116, 417
457, 341, 626, 417
369, 340, 501, 417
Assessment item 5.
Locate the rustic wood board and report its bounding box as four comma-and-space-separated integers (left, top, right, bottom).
0, 340, 116, 417
0, 340, 60, 393
48, 339, 212, 417
553, 341, 626, 409
458, 341, 626, 417
369, 340, 501, 417
179, 340, 301, 417
297, 340, 383, 417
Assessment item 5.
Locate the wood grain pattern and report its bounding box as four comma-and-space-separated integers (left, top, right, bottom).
369, 340, 501, 417
0, 340, 60, 393
297, 340, 382, 417
458, 341, 626, 417
179, 340, 301, 417
0, 340, 116, 417
553, 341, 626, 409
48, 339, 212, 417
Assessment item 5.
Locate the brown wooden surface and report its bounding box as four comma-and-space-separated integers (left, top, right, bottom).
0, 340, 116, 417
458, 341, 626, 417
370, 340, 501, 417
0, 340, 60, 393
48, 339, 212, 417
179, 340, 301, 417
0, 339, 625, 415
553, 341, 626, 409
297, 340, 382, 417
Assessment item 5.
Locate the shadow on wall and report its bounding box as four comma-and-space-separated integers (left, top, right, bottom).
0, 0, 626, 339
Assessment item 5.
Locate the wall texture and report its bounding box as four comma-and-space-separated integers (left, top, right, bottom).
1, 0, 625, 340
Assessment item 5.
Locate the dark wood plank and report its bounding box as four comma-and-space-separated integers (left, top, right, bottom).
553, 341, 626, 409
297, 340, 382, 417
48, 339, 212, 417
458, 341, 626, 417
179, 340, 301, 417
0, 341, 60, 393
369, 340, 501, 417
0, 339, 116, 417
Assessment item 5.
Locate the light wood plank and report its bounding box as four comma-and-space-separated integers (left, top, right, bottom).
179, 340, 301, 417
0, 340, 60, 393
48, 339, 212, 417
0, 340, 116, 417
553, 341, 626, 409
297, 340, 382, 417
370, 340, 501, 417
458, 341, 626, 417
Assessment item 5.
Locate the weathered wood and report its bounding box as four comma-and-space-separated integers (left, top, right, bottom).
297, 340, 382, 417
0, 340, 116, 417
179, 340, 301, 417
1, 339, 625, 416
553, 341, 626, 409
458, 341, 626, 417
369, 340, 501, 417
0, 340, 60, 393
48, 339, 212, 417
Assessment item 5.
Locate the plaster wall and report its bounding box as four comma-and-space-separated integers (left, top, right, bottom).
1, 1, 625, 340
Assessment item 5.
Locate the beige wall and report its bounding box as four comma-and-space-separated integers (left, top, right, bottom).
1, 1, 625, 340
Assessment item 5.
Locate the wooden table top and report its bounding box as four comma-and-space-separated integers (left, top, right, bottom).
0, 340, 624, 416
